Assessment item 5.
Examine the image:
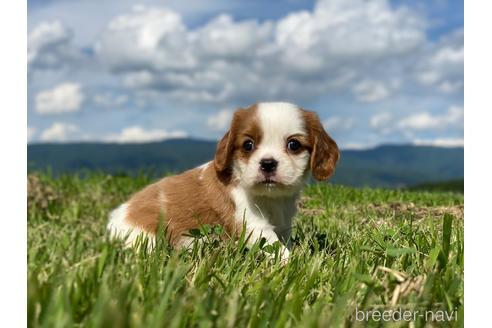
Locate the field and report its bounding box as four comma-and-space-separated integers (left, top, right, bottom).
28, 173, 464, 327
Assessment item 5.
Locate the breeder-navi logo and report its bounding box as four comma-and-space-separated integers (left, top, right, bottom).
353, 307, 458, 323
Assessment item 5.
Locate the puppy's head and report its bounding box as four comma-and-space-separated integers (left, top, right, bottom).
214, 102, 339, 197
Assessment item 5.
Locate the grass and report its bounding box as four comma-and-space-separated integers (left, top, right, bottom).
27, 173, 464, 327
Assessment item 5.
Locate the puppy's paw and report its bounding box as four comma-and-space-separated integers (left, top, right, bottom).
279, 245, 290, 265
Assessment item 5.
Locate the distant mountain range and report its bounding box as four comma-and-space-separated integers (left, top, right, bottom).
27, 139, 464, 188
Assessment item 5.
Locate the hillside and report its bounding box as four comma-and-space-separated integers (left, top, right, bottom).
27, 140, 464, 188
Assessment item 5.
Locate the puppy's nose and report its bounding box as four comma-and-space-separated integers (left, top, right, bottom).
260, 158, 278, 173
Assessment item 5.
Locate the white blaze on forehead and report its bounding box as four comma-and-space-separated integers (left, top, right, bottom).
234, 102, 310, 193
256, 102, 306, 145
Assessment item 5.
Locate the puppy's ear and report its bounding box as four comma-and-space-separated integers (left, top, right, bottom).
214, 110, 245, 173
303, 110, 340, 181
214, 130, 234, 173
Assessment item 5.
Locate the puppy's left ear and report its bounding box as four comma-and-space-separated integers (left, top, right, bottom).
303, 110, 340, 181
214, 130, 234, 174
214, 110, 244, 174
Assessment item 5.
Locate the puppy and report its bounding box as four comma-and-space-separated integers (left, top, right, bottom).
107, 102, 339, 259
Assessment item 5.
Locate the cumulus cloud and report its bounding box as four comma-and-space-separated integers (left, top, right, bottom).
207, 109, 233, 131
276, 0, 424, 58
397, 105, 463, 131
94, 0, 426, 105
352, 80, 391, 103
95, 6, 189, 72
323, 116, 354, 132
28, 21, 83, 71
35, 82, 85, 114
26, 0, 463, 146
104, 126, 187, 143
93, 92, 128, 108
40, 122, 80, 142
415, 29, 463, 93
370, 112, 392, 129
192, 14, 274, 62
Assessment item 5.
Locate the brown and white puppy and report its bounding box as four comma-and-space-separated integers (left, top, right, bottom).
107, 102, 339, 259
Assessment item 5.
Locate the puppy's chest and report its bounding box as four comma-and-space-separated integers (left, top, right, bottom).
231, 189, 298, 229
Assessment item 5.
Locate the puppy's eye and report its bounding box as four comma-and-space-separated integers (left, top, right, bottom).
287, 139, 301, 152
243, 140, 255, 152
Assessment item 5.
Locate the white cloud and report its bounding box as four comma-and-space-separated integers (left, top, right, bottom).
398, 113, 436, 130
40, 122, 80, 142
438, 80, 463, 93
413, 138, 464, 147
194, 14, 273, 59
207, 109, 233, 131
27, 127, 36, 142
104, 126, 187, 143
93, 0, 426, 105
93, 93, 128, 108
96, 6, 190, 72
323, 116, 354, 132
276, 0, 424, 57
109, 5, 184, 50
26, 0, 463, 146
415, 29, 463, 92
28, 21, 83, 70
429, 44, 464, 67
370, 112, 392, 129
352, 80, 391, 103
342, 142, 376, 150
35, 82, 85, 114
398, 105, 463, 131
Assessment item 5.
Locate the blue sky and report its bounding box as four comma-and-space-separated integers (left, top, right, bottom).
27, 0, 463, 148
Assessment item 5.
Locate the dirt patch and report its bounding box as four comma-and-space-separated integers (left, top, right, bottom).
368, 202, 464, 220
298, 196, 464, 220
297, 196, 327, 217
376, 266, 426, 307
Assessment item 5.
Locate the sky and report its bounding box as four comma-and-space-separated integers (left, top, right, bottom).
27, 0, 464, 148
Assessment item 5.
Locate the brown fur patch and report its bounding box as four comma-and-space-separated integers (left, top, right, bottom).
125, 181, 165, 232
124, 104, 267, 246
301, 109, 340, 181
214, 104, 262, 175
122, 105, 339, 246
125, 163, 238, 246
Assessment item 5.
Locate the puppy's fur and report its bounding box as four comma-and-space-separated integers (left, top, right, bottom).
107, 102, 339, 258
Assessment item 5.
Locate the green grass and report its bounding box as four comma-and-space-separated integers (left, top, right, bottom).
28, 173, 464, 327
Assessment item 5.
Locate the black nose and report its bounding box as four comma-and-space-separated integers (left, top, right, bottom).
260, 158, 278, 173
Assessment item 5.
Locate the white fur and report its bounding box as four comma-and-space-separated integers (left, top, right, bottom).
108, 102, 312, 261
107, 203, 193, 250
230, 102, 310, 260
107, 203, 155, 247
231, 186, 298, 246
231, 187, 292, 260
234, 102, 310, 197
175, 236, 197, 249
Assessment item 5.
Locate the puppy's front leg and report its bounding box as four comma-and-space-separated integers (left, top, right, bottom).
245, 225, 290, 261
